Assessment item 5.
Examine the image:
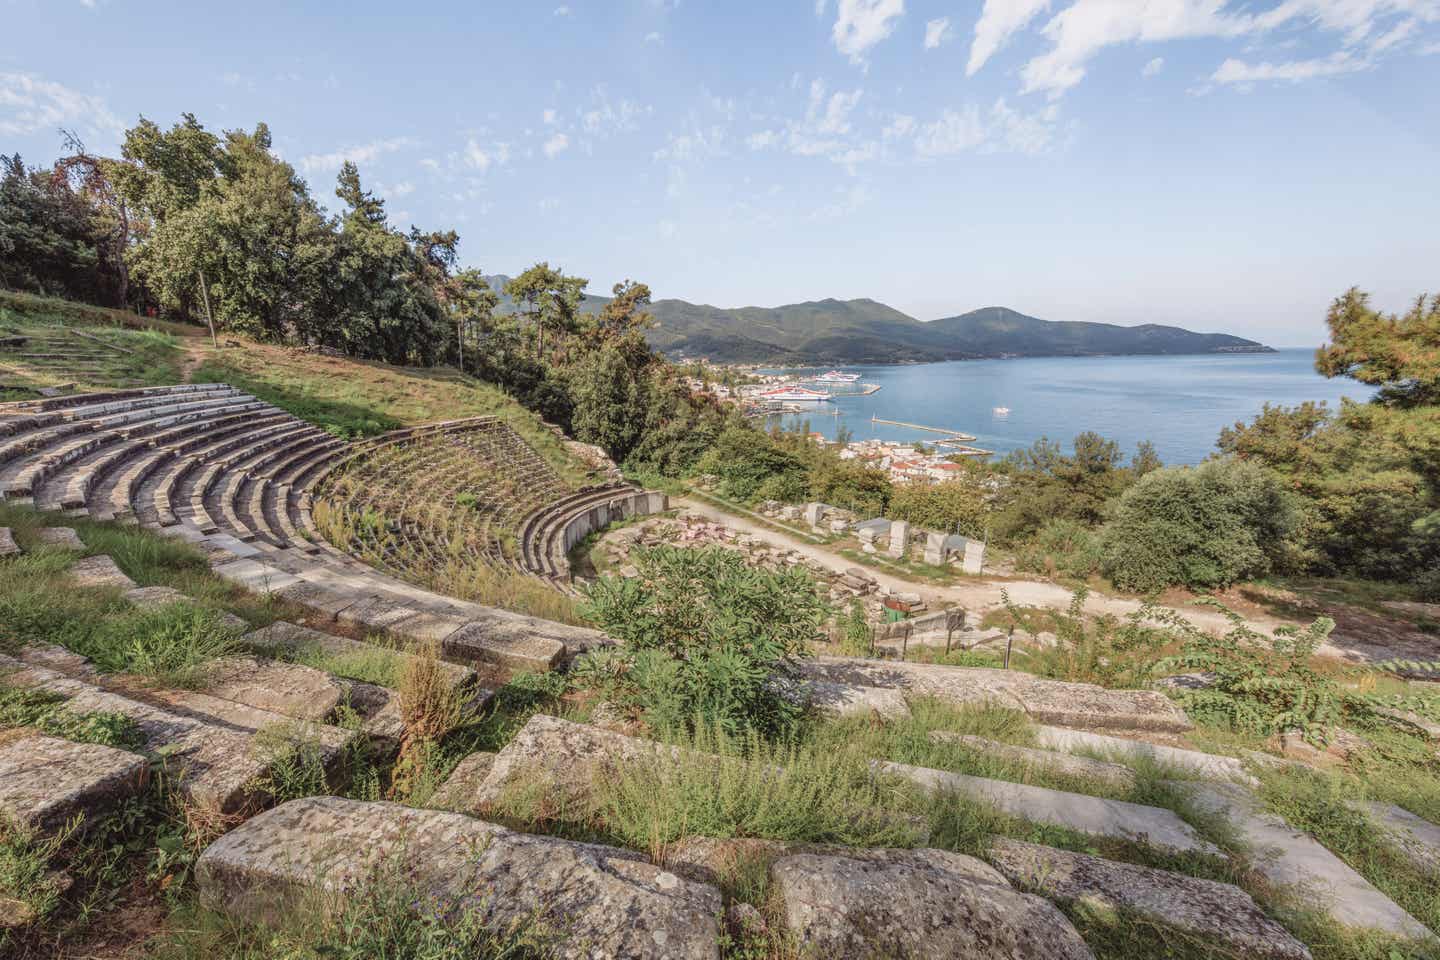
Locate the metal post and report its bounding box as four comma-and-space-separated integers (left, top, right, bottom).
1004, 626, 1015, 670
901, 623, 909, 663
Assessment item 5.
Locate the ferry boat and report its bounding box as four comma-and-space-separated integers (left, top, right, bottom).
757, 385, 833, 403
813, 370, 861, 383
993, 406, 1011, 416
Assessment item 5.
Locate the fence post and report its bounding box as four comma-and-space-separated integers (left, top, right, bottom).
1004, 625, 1015, 670
900, 622, 910, 663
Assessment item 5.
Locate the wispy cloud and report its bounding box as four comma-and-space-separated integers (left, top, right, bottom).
0, 72, 123, 139
924, 17, 952, 50
967, 0, 1049, 75
832, 0, 906, 64
1142, 56, 1165, 77
914, 99, 1059, 157
299, 136, 417, 174
542, 132, 569, 158
1211, 50, 1371, 87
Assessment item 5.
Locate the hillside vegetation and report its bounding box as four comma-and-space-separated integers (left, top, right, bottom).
487, 274, 1269, 363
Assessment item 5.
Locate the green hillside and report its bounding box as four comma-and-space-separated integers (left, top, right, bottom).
485, 275, 1270, 364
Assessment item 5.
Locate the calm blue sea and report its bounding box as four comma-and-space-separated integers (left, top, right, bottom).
769, 349, 1373, 466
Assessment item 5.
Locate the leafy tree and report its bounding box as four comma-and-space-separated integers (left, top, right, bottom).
1317, 287, 1440, 407
888, 478, 986, 536
506, 262, 587, 362
991, 432, 1133, 542
570, 343, 648, 460
575, 545, 828, 735
696, 425, 807, 502
0, 153, 105, 300
1100, 458, 1298, 592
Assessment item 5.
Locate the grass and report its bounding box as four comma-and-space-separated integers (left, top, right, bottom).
0, 296, 186, 393
190, 338, 592, 486
0, 688, 143, 750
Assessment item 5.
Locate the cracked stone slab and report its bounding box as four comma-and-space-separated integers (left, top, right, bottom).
273, 581, 366, 619
386, 611, 469, 644
35, 527, 85, 551
879, 760, 1223, 858
427, 751, 497, 815
335, 597, 420, 632
0, 734, 149, 834
801, 656, 1191, 733
987, 837, 1311, 960
202, 656, 347, 723
929, 731, 1138, 791
197, 797, 723, 960
68, 555, 136, 591
1175, 782, 1432, 941
241, 621, 476, 692
123, 585, 190, 609
770, 847, 1094, 959
1365, 802, 1440, 876
444, 620, 566, 672
805, 679, 911, 721
1033, 725, 1257, 785
0, 527, 18, 557
210, 558, 301, 594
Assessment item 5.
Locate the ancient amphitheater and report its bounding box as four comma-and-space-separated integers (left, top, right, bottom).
0, 382, 1433, 958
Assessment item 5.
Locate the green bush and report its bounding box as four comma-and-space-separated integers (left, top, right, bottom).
888, 478, 986, 537
575, 546, 828, 735
1100, 458, 1298, 593
1015, 518, 1103, 581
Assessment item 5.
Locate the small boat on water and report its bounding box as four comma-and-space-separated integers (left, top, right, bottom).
758, 386, 833, 403
813, 370, 861, 383
992, 406, 1011, 416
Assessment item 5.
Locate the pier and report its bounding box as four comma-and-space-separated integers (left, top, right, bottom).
870, 416, 976, 441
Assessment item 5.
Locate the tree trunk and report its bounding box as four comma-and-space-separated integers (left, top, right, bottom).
197, 269, 218, 347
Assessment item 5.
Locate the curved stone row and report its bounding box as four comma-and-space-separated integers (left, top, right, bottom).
516, 485, 670, 589
304, 416, 577, 587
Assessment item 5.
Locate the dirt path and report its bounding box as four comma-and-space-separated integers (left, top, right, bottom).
176, 341, 209, 383
674, 497, 1426, 662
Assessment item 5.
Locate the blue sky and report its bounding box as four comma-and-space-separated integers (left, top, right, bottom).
3, 0, 1437, 346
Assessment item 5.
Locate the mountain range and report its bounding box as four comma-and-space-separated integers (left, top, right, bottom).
484, 276, 1272, 364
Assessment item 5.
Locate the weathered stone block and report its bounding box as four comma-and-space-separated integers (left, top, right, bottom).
0, 527, 18, 557
427, 751, 497, 815
928, 731, 1138, 790
1033, 725, 1255, 785
35, 527, 84, 551
987, 838, 1311, 960
203, 656, 347, 723
770, 848, 1094, 959
887, 519, 910, 558
67, 554, 136, 590
0, 734, 148, 834
880, 760, 1222, 857
197, 797, 723, 960
805, 680, 911, 721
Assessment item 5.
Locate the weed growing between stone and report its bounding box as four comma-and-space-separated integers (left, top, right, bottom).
0, 689, 143, 750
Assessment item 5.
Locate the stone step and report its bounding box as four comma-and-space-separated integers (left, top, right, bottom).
1175, 782, 1432, 941
35, 526, 85, 551
928, 731, 1138, 791
427, 750, 497, 815
805, 678, 912, 720
801, 656, 1192, 733
67, 554, 136, 590
0, 656, 274, 813
1363, 801, 1440, 876
0, 526, 18, 556
0, 733, 149, 835
240, 621, 477, 692
986, 837, 1312, 960
1033, 725, 1257, 785
877, 759, 1223, 858
201, 656, 349, 724
196, 796, 724, 960
770, 847, 1093, 959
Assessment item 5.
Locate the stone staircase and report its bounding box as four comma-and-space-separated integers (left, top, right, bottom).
0, 386, 607, 671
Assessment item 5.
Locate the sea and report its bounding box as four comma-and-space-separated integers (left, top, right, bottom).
767, 349, 1374, 466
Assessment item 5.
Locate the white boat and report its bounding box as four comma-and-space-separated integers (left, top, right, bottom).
813, 370, 861, 383
757, 386, 833, 403
993, 406, 1011, 416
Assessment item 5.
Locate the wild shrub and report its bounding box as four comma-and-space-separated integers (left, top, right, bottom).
1014, 517, 1104, 581
1003, 588, 1170, 690
1100, 457, 1298, 593
575, 545, 828, 736
1154, 600, 1351, 744
0, 814, 78, 936
391, 641, 466, 801
69, 603, 240, 688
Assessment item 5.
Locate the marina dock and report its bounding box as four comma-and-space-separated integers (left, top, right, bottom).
870, 416, 993, 457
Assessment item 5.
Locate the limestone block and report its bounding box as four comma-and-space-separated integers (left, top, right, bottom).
928, 731, 1138, 790
0, 734, 148, 833
987, 838, 1311, 960
67, 555, 136, 590
35, 527, 84, 551
197, 797, 723, 960
770, 848, 1094, 959
887, 520, 910, 558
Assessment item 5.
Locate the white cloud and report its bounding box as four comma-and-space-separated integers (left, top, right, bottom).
387, 181, 416, 198
644, 31, 663, 43
924, 17, 952, 49
542, 108, 557, 125
538, 196, 561, 211
1423, 39, 1440, 53
832, 0, 906, 64
1211, 50, 1371, 86
580, 94, 648, 136
553, 5, 570, 15
882, 113, 916, 139
0, 72, 123, 139
815, 0, 828, 16
1001, 0, 1439, 99
913, 99, 1059, 156
914, 106, 986, 157
542, 132, 570, 158
299, 136, 417, 174
967, 0, 1050, 75
463, 139, 509, 171
1368, 17, 1417, 52
747, 129, 779, 149
1143, 56, 1165, 76
659, 219, 678, 239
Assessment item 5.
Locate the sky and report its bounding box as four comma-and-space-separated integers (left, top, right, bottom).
2, 0, 1438, 347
